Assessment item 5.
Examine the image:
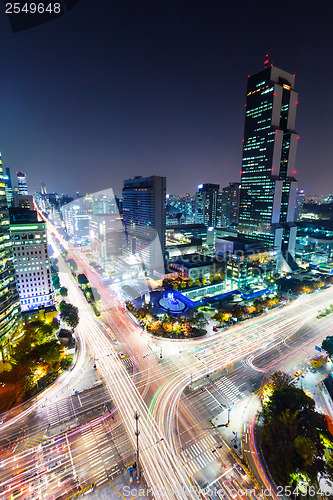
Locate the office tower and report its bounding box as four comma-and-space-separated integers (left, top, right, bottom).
9, 202, 54, 313
41, 182, 47, 195
195, 184, 222, 227
122, 175, 166, 274
0, 154, 21, 360
61, 196, 92, 245
238, 60, 298, 263
4, 168, 13, 206
295, 189, 305, 221
221, 182, 240, 226
16, 171, 28, 195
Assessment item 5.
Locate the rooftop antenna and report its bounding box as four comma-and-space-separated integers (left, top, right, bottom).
264, 53, 269, 68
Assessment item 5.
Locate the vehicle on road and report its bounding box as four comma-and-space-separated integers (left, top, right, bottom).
118, 352, 125, 359
294, 370, 302, 377
234, 463, 246, 477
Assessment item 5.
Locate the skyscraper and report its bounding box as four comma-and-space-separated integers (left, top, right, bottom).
0, 154, 21, 360
16, 171, 28, 195
122, 176, 166, 275
221, 182, 240, 226
4, 168, 13, 207
9, 201, 54, 313
195, 183, 222, 227
238, 60, 298, 265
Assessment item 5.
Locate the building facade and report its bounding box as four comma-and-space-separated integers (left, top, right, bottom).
195, 183, 222, 227
0, 155, 21, 359
4, 168, 13, 207
9, 206, 54, 312
238, 62, 298, 268
122, 176, 166, 275
16, 171, 28, 195
221, 182, 240, 226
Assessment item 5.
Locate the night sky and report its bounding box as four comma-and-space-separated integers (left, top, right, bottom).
1, 1, 333, 197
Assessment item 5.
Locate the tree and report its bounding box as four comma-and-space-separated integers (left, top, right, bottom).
268, 371, 294, 391
52, 273, 60, 289
322, 336, 333, 360
59, 287, 68, 297
310, 355, 327, 370
294, 436, 317, 467
59, 301, 79, 330
33, 341, 64, 368
188, 279, 193, 287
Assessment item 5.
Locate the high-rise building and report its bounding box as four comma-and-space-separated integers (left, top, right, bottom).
238, 60, 298, 265
9, 202, 54, 313
4, 168, 13, 207
221, 182, 240, 226
122, 175, 166, 274
295, 189, 305, 221
195, 183, 222, 227
41, 182, 47, 195
0, 154, 21, 360
16, 171, 28, 195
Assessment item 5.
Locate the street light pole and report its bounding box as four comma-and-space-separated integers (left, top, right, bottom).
134, 411, 140, 484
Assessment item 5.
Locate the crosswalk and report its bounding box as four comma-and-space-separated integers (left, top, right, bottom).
46, 398, 74, 426
121, 357, 133, 372
213, 377, 243, 405
183, 434, 217, 474
81, 421, 109, 487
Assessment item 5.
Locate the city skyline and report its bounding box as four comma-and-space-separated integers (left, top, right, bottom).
1, 2, 333, 196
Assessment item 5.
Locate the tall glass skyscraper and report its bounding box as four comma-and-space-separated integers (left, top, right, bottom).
122, 176, 166, 275
0, 154, 21, 360
238, 62, 298, 263
16, 171, 28, 195
195, 183, 222, 227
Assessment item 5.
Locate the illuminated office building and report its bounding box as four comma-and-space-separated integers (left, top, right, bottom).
195, 183, 222, 227
122, 176, 166, 274
238, 60, 298, 267
9, 203, 54, 313
4, 168, 13, 207
221, 182, 240, 226
0, 154, 21, 360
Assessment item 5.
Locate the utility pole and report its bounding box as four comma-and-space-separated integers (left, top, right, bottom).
134, 411, 140, 484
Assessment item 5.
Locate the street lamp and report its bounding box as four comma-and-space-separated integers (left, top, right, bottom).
134, 411, 140, 484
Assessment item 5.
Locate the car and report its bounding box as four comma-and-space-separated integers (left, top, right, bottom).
294, 370, 302, 377
118, 352, 125, 359
58, 473, 75, 487
234, 463, 246, 477
11, 489, 24, 500
47, 460, 61, 471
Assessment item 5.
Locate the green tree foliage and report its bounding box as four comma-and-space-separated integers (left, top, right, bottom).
268, 370, 294, 391
322, 335, 333, 359
33, 340, 64, 368
59, 286, 68, 297
59, 301, 79, 330
262, 372, 330, 485
294, 436, 317, 467
77, 273, 89, 286
52, 273, 60, 289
